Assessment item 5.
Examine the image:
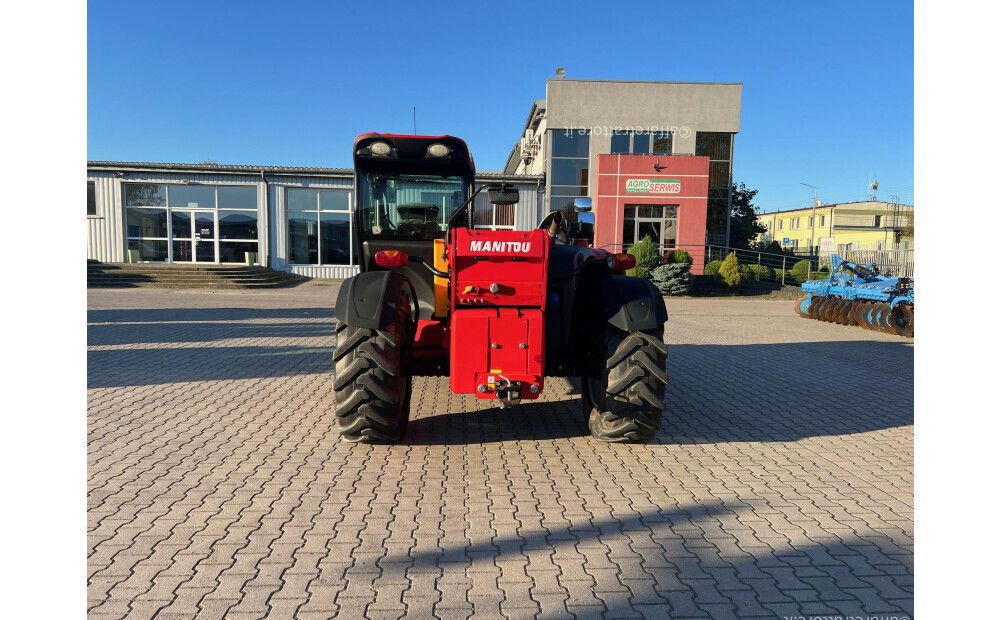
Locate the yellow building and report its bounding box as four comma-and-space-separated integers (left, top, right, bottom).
757, 201, 913, 253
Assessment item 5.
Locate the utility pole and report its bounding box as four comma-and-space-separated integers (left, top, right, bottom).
800, 182, 817, 257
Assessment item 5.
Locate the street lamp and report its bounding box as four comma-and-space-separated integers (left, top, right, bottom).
800, 182, 817, 256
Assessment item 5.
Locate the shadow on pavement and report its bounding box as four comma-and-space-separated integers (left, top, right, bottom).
362, 507, 913, 618
405, 339, 911, 445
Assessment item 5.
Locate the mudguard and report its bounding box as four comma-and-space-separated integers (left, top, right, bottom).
595, 275, 668, 332
334, 271, 416, 331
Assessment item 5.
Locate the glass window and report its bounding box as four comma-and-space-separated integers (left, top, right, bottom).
709, 161, 730, 189
320, 190, 350, 211
288, 211, 317, 264
219, 211, 258, 240
287, 188, 356, 264
357, 175, 465, 242
128, 239, 168, 261
220, 241, 259, 263
168, 184, 216, 208
320, 212, 351, 264
611, 131, 630, 154
779, 220, 783, 230
218, 185, 257, 209
288, 188, 319, 211
808, 216, 814, 228
706, 199, 728, 231
125, 183, 166, 207
551, 159, 589, 187
171, 211, 192, 238
632, 132, 650, 155
820, 215, 826, 226
551, 130, 590, 157
88, 181, 97, 216
126, 208, 168, 237
652, 132, 673, 155
696, 132, 733, 161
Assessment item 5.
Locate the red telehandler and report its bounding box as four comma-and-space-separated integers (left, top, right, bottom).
333, 134, 668, 442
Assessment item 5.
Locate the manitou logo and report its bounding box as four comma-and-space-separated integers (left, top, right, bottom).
469, 240, 532, 253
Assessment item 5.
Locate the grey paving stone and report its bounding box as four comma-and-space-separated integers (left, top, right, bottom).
87, 291, 913, 620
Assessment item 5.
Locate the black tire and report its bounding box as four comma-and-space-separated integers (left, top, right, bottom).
582, 325, 668, 443
332, 294, 413, 443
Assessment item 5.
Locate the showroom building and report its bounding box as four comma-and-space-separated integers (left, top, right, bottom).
86, 161, 542, 279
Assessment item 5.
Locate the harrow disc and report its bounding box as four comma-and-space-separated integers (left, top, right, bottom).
808, 297, 822, 320
843, 299, 858, 326
836, 299, 853, 325
819, 297, 837, 323
827, 299, 843, 323
794, 295, 811, 318
857, 302, 876, 331
889, 304, 914, 338
874, 303, 894, 333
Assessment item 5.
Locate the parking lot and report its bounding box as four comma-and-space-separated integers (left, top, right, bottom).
88, 283, 913, 619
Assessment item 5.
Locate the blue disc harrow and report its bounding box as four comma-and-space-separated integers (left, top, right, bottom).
794, 254, 914, 337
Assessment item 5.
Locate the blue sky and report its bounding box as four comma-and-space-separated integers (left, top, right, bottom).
87, 0, 913, 212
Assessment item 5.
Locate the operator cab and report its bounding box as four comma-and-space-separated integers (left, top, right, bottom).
353, 134, 475, 320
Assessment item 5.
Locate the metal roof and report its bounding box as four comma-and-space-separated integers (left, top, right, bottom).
87, 161, 354, 175
761, 200, 914, 216
87, 160, 540, 182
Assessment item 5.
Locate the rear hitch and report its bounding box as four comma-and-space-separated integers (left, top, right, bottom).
494, 379, 522, 408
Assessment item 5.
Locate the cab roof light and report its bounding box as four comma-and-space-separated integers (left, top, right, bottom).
369, 141, 393, 156
426, 143, 451, 158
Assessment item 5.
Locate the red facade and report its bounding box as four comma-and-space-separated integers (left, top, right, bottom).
595, 154, 710, 274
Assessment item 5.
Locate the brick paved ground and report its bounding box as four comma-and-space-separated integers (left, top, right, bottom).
87, 283, 913, 619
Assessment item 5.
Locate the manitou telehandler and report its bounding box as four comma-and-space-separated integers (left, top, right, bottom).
333, 133, 668, 443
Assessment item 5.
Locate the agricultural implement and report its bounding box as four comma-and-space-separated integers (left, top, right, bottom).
794, 254, 914, 337
332, 134, 668, 443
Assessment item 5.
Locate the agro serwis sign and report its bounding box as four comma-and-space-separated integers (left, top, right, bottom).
625, 178, 682, 194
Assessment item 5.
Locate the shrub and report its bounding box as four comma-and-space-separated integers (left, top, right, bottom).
787, 260, 823, 284
717, 252, 744, 289
705, 260, 723, 275
746, 264, 775, 281
790, 259, 811, 276
666, 249, 693, 265
625, 236, 662, 280
651, 263, 693, 296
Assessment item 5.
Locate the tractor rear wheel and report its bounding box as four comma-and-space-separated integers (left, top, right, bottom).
583, 325, 668, 443
332, 294, 413, 443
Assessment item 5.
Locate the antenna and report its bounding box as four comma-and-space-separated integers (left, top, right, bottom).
868, 172, 878, 201
413, 106, 417, 135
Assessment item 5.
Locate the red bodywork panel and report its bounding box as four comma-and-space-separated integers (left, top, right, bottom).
448, 229, 550, 399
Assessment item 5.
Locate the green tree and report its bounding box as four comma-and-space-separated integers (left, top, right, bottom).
626, 235, 661, 280
729, 182, 767, 250
718, 252, 744, 288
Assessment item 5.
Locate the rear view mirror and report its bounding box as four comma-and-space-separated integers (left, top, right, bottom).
488, 184, 520, 205
573, 197, 592, 212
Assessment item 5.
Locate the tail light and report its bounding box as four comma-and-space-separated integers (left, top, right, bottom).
606, 253, 636, 271
375, 249, 409, 267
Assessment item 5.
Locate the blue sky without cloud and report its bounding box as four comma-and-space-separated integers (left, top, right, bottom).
87, 0, 913, 213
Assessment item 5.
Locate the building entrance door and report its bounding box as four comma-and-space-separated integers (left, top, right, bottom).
623, 205, 679, 253
171, 210, 217, 263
